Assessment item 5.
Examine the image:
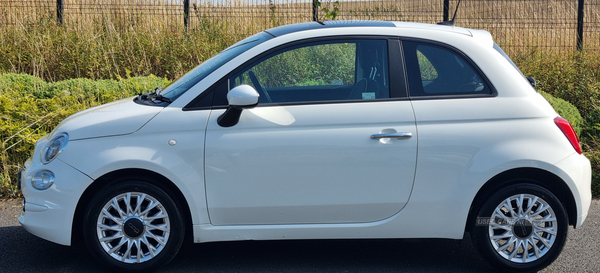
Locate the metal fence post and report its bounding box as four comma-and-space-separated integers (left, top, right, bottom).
56, 0, 64, 25
184, 0, 190, 32
313, 0, 319, 21
577, 0, 584, 51
443, 0, 449, 22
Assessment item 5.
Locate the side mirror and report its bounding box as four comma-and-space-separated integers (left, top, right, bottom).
526, 76, 537, 88
217, 85, 260, 127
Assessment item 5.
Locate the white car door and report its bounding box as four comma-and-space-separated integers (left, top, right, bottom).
204, 38, 418, 225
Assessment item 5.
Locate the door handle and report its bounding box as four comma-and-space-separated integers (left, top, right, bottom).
370, 132, 412, 139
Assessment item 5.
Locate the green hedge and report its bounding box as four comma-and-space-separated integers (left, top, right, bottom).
0, 73, 170, 196
514, 51, 600, 119
582, 108, 600, 196
538, 90, 583, 136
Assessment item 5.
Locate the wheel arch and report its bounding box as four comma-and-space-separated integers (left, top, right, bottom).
466, 167, 577, 232
71, 168, 194, 245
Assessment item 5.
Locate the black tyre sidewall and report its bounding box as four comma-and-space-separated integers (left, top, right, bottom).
82, 179, 185, 272
471, 183, 568, 272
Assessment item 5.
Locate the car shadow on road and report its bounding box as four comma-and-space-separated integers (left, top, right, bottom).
168, 235, 499, 273
0, 225, 499, 273
0, 226, 104, 272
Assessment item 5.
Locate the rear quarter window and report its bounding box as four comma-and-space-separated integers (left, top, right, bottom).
403, 40, 494, 98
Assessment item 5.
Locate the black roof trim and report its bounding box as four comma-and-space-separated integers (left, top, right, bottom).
265, 20, 396, 37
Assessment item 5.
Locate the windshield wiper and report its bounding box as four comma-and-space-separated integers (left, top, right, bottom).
152, 87, 173, 103
136, 87, 172, 105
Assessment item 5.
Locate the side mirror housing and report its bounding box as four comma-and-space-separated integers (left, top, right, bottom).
227, 85, 260, 107
526, 76, 537, 88
217, 85, 260, 127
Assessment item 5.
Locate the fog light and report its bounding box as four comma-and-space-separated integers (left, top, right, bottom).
31, 170, 55, 190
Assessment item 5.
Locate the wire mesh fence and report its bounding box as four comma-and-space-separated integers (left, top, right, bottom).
1, 0, 599, 54
452, 0, 580, 53
585, 0, 600, 51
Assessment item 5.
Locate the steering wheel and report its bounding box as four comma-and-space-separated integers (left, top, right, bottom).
248, 71, 272, 103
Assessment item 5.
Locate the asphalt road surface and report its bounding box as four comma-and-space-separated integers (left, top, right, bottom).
1, 198, 599, 272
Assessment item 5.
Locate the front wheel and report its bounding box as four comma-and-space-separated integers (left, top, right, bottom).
82, 178, 185, 272
471, 183, 568, 272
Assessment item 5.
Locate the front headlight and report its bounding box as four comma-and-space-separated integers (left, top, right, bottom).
40, 133, 69, 164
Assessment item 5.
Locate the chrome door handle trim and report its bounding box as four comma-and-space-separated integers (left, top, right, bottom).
370, 132, 413, 139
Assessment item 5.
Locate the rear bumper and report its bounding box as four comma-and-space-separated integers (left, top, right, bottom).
555, 152, 592, 228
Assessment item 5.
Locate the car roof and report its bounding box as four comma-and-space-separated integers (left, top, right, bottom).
264, 20, 473, 37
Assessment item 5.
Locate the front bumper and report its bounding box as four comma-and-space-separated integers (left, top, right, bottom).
18, 159, 93, 246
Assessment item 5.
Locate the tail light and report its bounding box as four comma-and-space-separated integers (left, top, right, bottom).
554, 117, 582, 154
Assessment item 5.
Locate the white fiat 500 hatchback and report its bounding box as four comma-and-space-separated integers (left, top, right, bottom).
19, 21, 591, 272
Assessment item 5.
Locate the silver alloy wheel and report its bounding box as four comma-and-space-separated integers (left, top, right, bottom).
488, 193, 558, 263
96, 192, 171, 263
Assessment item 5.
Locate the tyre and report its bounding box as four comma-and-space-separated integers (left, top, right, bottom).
471, 183, 568, 272
82, 178, 185, 272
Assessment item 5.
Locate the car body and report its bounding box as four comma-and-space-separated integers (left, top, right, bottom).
19, 21, 591, 272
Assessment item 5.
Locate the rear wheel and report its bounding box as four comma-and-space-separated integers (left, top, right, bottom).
82, 178, 184, 272
471, 183, 568, 272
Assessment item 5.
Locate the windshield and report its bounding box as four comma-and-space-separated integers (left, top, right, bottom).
160, 32, 273, 101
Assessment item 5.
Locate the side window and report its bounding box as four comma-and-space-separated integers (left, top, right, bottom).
230, 39, 389, 104
417, 50, 438, 81
403, 40, 492, 97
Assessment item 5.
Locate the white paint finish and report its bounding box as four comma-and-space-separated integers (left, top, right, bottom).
227, 85, 259, 106
554, 152, 593, 227
18, 158, 93, 245
23, 202, 47, 212
392, 21, 473, 36
57, 107, 212, 226
401, 92, 581, 237
52, 97, 163, 140
410, 95, 574, 169
193, 154, 590, 243
205, 101, 417, 225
